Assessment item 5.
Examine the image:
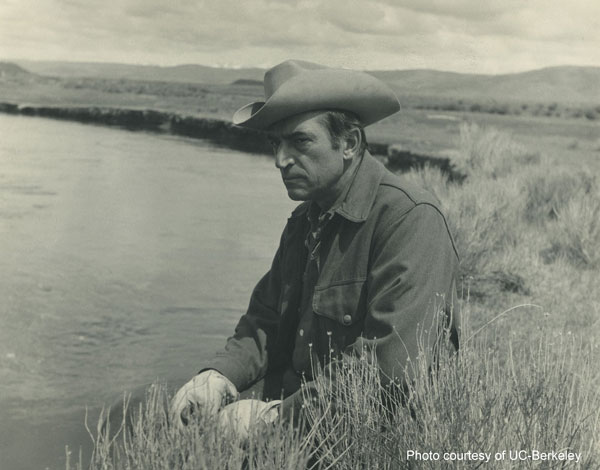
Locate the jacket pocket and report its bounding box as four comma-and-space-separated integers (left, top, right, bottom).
312, 279, 366, 326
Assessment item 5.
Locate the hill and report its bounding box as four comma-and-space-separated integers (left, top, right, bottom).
371, 66, 600, 104
15, 60, 264, 86
10, 60, 600, 105
0, 61, 40, 81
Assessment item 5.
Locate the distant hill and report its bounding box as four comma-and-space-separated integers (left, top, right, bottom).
13, 60, 600, 104
371, 66, 600, 104
16, 60, 264, 86
0, 61, 37, 79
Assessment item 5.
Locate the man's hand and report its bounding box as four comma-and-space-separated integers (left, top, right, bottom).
218, 399, 282, 441
170, 370, 238, 428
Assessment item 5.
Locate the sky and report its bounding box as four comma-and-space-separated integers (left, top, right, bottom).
1, 0, 599, 74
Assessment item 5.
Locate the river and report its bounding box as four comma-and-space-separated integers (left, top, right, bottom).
0, 114, 296, 469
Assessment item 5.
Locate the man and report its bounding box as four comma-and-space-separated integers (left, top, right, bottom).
170, 60, 460, 434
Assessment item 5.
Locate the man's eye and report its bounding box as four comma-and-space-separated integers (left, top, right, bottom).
294, 138, 309, 145
269, 139, 280, 150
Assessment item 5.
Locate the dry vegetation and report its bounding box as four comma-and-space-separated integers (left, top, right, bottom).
412, 97, 600, 121
67, 123, 600, 469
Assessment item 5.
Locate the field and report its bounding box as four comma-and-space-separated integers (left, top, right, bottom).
1, 62, 599, 468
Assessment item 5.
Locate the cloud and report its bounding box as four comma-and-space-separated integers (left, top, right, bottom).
0, 0, 599, 73
388, 0, 522, 20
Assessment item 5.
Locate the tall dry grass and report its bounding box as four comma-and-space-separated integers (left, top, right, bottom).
72, 307, 600, 469
301, 319, 600, 469
522, 170, 597, 224
79, 384, 311, 470
454, 122, 540, 180
548, 191, 600, 268
405, 123, 599, 297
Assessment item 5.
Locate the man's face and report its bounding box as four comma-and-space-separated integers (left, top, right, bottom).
267, 111, 347, 206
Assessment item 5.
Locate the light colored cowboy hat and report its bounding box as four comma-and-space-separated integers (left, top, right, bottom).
232, 60, 400, 130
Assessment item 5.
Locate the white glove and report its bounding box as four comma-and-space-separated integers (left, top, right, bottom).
170, 370, 238, 428
218, 399, 282, 441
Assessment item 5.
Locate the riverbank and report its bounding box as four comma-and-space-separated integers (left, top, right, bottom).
0, 101, 271, 154
0, 101, 458, 176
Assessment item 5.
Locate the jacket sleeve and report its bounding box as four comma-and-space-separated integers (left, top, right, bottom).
201, 232, 285, 391
280, 203, 460, 420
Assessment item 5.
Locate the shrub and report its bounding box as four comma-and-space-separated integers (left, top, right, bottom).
443, 178, 523, 284
393, 333, 600, 469
490, 105, 509, 115
402, 164, 451, 203
546, 189, 600, 268
522, 169, 597, 224
455, 123, 538, 179
401, 128, 536, 296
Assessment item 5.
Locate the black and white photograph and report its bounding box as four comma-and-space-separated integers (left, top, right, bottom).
1, 1, 599, 469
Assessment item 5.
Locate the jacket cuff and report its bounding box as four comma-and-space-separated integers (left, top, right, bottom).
198, 356, 252, 391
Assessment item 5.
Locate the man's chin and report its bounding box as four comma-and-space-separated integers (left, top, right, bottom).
285, 188, 309, 202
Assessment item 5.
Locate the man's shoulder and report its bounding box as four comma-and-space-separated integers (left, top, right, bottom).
375, 168, 443, 216
372, 169, 459, 259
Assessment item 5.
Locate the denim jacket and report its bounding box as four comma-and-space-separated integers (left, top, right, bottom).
205, 151, 460, 416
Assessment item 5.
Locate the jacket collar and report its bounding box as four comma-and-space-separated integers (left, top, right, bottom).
289, 151, 385, 222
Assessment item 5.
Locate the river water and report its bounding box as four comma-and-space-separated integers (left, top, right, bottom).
0, 114, 296, 469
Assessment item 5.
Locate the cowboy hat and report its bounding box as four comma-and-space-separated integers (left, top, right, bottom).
232, 60, 400, 130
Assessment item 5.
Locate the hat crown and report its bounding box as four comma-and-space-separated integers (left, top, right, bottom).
264, 60, 325, 99
233, 59, 400, 129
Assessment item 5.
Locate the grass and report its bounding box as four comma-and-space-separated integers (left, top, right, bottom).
79, 386, 312, 469
407, 123, 600, 298
413, 97, 600, 121
66, 122, 600, 469
306, 325, 600, 469
548, 193, 600, 268
522, 169, 597, 224
70, 308, 600, 469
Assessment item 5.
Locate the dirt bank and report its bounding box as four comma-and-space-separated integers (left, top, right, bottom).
0, 102, 456, 174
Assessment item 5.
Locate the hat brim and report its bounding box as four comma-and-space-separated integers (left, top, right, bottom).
232, 68, 400, 130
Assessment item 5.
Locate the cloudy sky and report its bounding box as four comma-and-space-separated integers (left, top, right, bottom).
1, 0, 599, 74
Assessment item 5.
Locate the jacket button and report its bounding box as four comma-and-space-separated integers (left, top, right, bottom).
342, 314, 352, 325
299, 329, 304, 337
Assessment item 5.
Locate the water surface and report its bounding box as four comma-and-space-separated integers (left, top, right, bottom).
0, 114, 295, 469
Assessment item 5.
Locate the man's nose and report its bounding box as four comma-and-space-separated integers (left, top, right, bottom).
275, 143, 294, 169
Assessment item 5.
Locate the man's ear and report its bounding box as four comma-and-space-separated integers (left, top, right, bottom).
343, 128, 361, 160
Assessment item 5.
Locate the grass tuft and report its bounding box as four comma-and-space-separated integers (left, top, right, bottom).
78, 384, 311, 470
455, 122, 539, 179
402, 164, 451, 204
522, 169, 597, 224
547, 189, 600, 268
